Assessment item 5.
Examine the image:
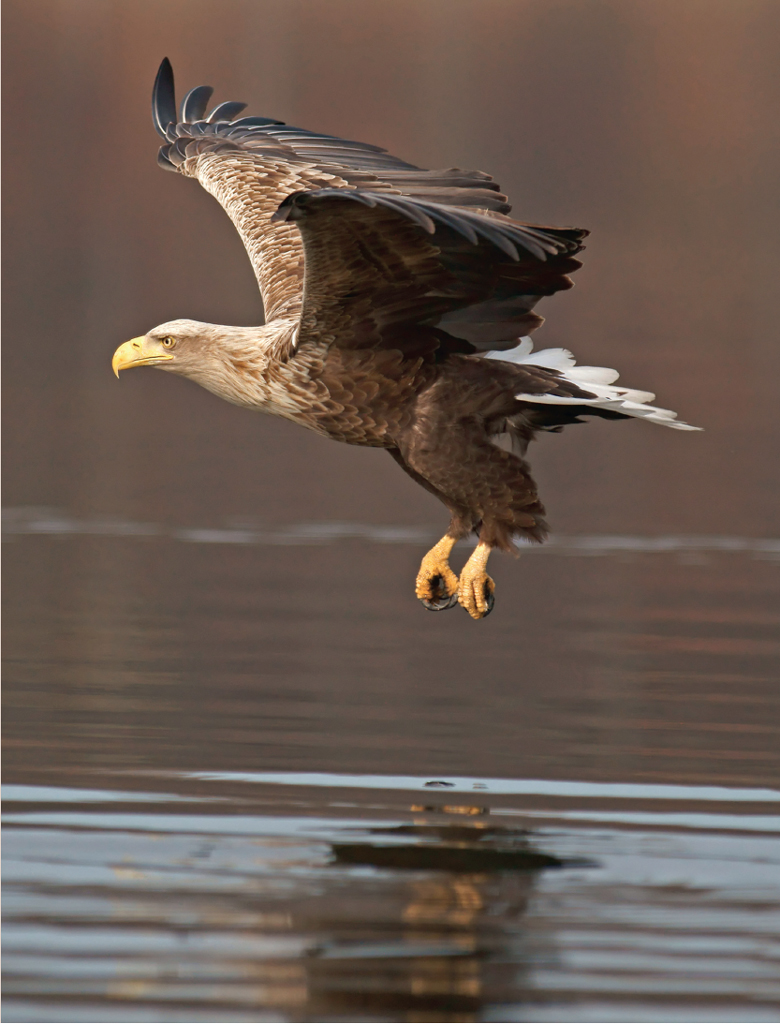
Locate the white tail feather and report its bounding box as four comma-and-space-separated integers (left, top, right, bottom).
484, 338, 702, 431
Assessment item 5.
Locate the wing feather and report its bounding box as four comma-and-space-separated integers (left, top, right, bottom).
271, 189, 585, 356
206, 100, 247, 123
151, 60, 586, 338
180, 85, 214, 123
152, 58, 177, 138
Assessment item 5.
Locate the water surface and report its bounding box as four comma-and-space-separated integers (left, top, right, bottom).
4, 769, 779, 1023
4, 522, 780, 1021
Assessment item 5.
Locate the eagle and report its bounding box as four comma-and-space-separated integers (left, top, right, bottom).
112, 59, 699, 619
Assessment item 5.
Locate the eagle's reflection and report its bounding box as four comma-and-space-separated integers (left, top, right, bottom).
305, 804, 564, 1021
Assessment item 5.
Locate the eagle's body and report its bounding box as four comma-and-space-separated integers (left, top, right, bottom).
113, 60, 699, 618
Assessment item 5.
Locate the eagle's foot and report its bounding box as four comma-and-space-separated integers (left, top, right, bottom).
416, 535, 459, 611
458, 572, 495, 619
457, 541, 495, 620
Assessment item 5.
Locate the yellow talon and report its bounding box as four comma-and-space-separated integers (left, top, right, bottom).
415, 535, 459, 610
457, 541, 496, 619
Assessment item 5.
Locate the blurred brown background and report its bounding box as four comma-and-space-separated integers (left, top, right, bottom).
3, 0, 780, 795
4, 0, 779, 537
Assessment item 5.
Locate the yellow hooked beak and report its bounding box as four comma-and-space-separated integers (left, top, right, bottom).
112, 336, 175, 377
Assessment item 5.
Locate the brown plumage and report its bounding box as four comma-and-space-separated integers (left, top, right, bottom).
112, 60, 699, 619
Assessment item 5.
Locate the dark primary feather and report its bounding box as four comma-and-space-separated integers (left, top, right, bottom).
207, 101, 248, 122
151, 61, 512, 214
180, 84, 214, 123
152, 58, 177, 138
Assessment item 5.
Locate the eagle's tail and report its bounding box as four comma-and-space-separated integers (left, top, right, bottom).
485, 338, 702, 431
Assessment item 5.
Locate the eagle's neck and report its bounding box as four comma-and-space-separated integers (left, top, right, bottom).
179, 319, 314, 420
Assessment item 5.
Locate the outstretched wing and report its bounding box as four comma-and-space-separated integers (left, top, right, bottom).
271, 189, 586, 357
152, 59, 518, 323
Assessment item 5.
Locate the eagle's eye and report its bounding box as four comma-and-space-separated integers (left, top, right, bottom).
161, 336, 176, 349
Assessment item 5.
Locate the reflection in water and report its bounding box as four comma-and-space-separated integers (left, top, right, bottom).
314, 810, 561, 1019
3, 778, 779, 1023
2, 790, 563, 1022
333, 818, 565, 871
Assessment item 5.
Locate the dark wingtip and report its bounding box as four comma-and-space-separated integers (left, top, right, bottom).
181, 84, 214, 124
152, 58, 177, 138
206, 101, 248, 123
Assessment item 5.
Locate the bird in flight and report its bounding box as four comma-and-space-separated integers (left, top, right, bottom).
113, 59, 699, 619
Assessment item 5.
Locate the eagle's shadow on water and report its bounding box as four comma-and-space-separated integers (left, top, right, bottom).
302, 803, 588, 1021
331, 817, 566, 873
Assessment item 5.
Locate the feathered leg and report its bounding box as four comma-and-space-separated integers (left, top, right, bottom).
387, 449, 473, 611
394, 397, 548, 619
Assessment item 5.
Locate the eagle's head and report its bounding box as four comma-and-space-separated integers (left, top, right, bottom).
111, 319, 224, 378
111, 319, 292, 410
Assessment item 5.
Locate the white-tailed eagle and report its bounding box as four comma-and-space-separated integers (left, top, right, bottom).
113, 59, 700, 619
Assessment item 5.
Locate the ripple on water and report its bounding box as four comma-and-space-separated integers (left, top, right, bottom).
3, 773, 780, 1023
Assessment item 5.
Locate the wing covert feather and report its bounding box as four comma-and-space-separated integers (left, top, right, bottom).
273, 190, 586, 356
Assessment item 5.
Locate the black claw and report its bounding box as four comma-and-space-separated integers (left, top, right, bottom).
482, 586, 495, 617
422, 592, 459, 611
420, 575, 458, 611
